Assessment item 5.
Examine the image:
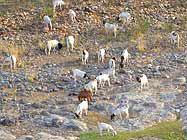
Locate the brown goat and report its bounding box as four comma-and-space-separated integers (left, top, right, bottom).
78, 89, 92, 102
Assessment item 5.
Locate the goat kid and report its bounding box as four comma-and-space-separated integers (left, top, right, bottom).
84, 79, 97, 95
82, 50, 89, 65
98, 48, 105, 64
170, 31, 180, 48
2, 55, 17, 70
43, 15, 52, 30
136, 74, 149, 92
53, 0, 65, 12
120, 49, 129, 68
66, 35, 75, 55
111, 104, 129, 120
108, 57, 116, 69
72, 69, 87, 81
104, 22, 118, 38
45, 40, 63, 55
118, 12, 131, 25
97, 122, 117, 136
69, 9, 76, 23
96, 74, 110, 87
75, 99, 88, 119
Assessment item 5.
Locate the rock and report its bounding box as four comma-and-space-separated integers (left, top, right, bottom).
34, 132, 65, 140
0, 130, 16, 140
62, 119, 88, 131
17, 135, 35, 140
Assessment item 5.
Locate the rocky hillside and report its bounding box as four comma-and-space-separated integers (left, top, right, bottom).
0, 0, 187, 140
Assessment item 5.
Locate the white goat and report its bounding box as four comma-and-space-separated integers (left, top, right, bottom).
120, 49, 129, 68
118, 12, 131, 25
43, 15, 52, 30
108, 57, 116, 69
97, 122, 117, 136
84, 79, 97, 95
2, 55, 17, 70
104, 23, 118, 38
82, 50, 89, 65
75, 100, 88, 119
72, 69, 87, 81
100, 68, 116, 78
136, 74, 149, 92
111, 104, 129, 120
45, 40, 63, 55
69, 9, 76, 23
170, 31, 180, 48
96, 74, 110, 87
52, 0, 65, 12
66, 35, 75, 54
98, 48, 105, 64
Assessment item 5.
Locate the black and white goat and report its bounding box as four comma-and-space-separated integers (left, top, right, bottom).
45, 40, 63, 55
136, 74, 149, 92
74, 99, 88, 119
82, 50, 89, 65
96, 74, 110, 87
170, 31, 180, 48
2, 55, 17, 70
97, 122, 117, 136
72, 69, 87, 81
111, 104, 129, 120
43, 15, 52, 30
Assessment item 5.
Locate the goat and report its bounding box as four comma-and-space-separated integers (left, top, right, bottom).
97, 122, 117, 136
74, 99, 88, 119
96, 74, 110, 87
82, 50, 89, 65
104, 22, 118, 38
2, 55, 17, 70
65, 35, 75, 55
69, 9, 76, 23
108, 57, 116, 69
118, 12, 131, 25
111, 104, 129, 120
170, 31, 180, 48
78, 89, 92, 102
84, 79, 97, 95
120, 49, 129, 68
43, 15, 52, 30
52, 0, 65, 12
136, 74, 149, 92
45, 40, 63, 55
98, 48, 105, 64
100, 68, 116, 79
72, 69, 87, 81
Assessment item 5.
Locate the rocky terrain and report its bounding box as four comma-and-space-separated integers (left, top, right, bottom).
0, 0, 187, 140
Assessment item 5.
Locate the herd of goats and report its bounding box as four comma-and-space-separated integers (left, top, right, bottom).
1, 0, 181, 136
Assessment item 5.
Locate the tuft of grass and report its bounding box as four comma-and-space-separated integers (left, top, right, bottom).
162, 22, 173, 32
80, 121, 185, 140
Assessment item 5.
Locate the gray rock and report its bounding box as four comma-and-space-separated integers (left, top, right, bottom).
34, 132, 65, 140
0, 130, 16, 140
62, 119, 88, 131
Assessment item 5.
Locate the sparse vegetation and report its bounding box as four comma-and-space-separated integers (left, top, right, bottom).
80, 121, 185, 140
